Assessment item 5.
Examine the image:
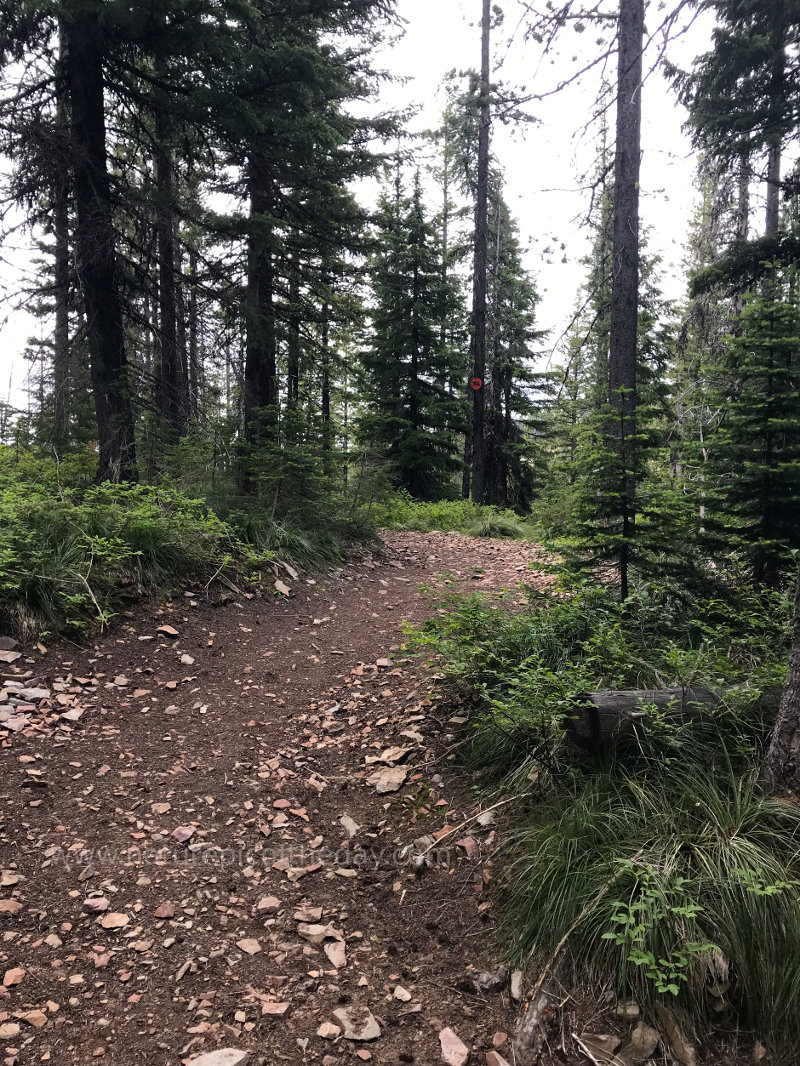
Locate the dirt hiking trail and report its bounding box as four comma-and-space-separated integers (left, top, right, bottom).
0, 531, 557, 1066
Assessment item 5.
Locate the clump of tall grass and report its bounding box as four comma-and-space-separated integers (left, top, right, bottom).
502, 760, 800, 1046
465, 510, 526, 539
409, 575, 799, 1049
230, 510, 377, 572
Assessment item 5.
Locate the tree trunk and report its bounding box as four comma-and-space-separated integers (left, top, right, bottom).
175, 239, 189, 419
287, 255, 300, 407
731, 154, 750, 321
462, 428, 472, 499
154, 65, 183, 444
409, 262, 421, 494
321, 307, 332, 461
188, 245, 200, 421
484, 194, 507, 507
765, 141, 781, 237
764, 8, 785, 242
243, 152, 278, 450
607, 0, 644, 600
64, 8, 137, 482
736, 155, 750, 242
766, 569, 800, 795
470, 0, 491, 505
52, 24, 70, 456
440, 113, 451, 353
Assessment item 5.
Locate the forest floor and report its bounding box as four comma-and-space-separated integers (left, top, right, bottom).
0, 530, 562, 1066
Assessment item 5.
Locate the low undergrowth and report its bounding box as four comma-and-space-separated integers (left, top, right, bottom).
0, 472, 265, 639
0, 451, 375, 640
409, 576, 800, 1052
373, 489, 538, 540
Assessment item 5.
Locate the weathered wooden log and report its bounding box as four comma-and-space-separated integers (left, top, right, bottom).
564, 688, 720, 753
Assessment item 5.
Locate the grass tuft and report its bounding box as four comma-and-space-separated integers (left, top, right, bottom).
408, 576, 800, 1050
503, 761, 800, 1044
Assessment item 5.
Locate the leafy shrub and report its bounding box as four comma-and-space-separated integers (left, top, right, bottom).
411, 579, 789, 782
166, 433, 381, 569
0, 448, 381, 639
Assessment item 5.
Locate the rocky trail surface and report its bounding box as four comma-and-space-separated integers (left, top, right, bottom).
0, 531, 554, 1066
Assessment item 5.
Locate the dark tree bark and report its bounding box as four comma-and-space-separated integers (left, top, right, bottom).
764, 145, 781, 238
440, 116, 451, 354
154, 68, 183, 443
243, 152, 278, 450
484, 195, 507, 507
736, 155, 750, 243
321, 307, 332, 461
175, 240, 189, 418
287, 255, 300, 407
52, 24, 70, 455
141, 226, 157, 386
469, 0, 491, 504
52, 184, 70, 452
766, 569, 800, 795
462, 429, 472, 500
188, 246, 200, 421
764, 10, 786, 241
607, 0, 644, 600
63, 7, 137, 482
410, 262, 420, 427
731, 154, 750, 321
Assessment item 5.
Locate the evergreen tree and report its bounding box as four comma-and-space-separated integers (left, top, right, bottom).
675, 0, 798, 241
469, 0, 492, 504
671, 156, 742, 528
703, 280, 800, 584
606, 0, 644, 600
359, 172, 463, 499
484, 178, 546, 509
0, 0, 395, 490
543, 209, 683, 585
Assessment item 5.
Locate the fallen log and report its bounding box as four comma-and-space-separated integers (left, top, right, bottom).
564, 688, 719, 753
564, 685, 783, 753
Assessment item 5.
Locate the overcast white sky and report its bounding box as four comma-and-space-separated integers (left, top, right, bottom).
0, 0, 714, 409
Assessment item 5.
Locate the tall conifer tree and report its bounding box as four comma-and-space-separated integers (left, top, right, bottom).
359, 172, 463, 498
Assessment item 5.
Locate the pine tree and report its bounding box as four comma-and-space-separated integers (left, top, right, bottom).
703, 280, 800, 584
605, 0, 644, 600
359, 172, 463, 499
675, 0, 797, 242
671, 157, 742, 528
483, 179, 546, 509
0, 0, 395, 492
544, 215, 684, 584
470, 0, 492, 504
